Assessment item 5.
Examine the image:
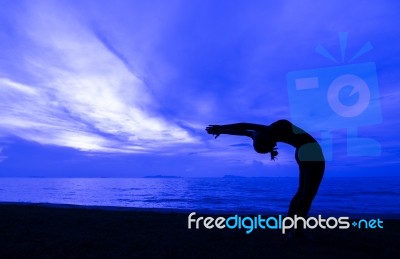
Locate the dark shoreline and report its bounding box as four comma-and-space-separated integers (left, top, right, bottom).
1, 201, 399, 219
0, 203, 399, 258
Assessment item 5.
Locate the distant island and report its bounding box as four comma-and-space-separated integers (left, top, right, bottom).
222, 175, 246, 178
143, 175, 183, 179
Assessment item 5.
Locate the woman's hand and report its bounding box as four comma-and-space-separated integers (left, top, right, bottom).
206, 125, 223, 139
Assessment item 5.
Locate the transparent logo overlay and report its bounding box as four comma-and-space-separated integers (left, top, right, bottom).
286, 32, 381, 160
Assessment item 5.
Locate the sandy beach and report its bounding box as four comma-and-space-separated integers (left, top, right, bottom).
0, 203, 398, 258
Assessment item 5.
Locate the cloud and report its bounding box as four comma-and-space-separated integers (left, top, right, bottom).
0, 1, 197, 154
229, 143, 252, 147
0, 146, 6, 162
1, 0, 398, 175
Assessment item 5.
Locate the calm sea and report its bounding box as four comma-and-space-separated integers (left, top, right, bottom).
0, 177, 399, 217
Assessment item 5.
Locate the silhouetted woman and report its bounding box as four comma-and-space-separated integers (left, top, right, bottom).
206, 119, 325, 236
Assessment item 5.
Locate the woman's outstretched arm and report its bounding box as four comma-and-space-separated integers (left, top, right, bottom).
206, 123, 268, 138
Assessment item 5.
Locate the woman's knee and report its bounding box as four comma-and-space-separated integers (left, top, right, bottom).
298, 193, 315, 206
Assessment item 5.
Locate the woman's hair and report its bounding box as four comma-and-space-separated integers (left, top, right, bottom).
253, 132, 278, 160
270, 146, 278, 161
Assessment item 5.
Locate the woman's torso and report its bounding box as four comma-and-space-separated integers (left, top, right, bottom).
269, 120, 325, 163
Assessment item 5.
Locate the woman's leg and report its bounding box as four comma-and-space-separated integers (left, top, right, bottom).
296, 162, 325, 218
287, 162, 324, 238
288, 171, 305, 217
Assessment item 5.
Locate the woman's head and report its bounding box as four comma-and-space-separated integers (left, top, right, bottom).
253, 132, 278, 160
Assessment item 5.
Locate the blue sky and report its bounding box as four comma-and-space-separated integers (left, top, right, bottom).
0, 0, 399, 177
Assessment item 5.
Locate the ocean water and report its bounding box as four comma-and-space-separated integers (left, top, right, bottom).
0, 177, 399, 217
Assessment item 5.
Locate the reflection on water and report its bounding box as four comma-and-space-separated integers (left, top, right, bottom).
0, 177, 399, 215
